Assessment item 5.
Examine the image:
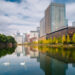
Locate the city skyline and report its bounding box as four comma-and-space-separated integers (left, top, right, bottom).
0, 0, 75, 35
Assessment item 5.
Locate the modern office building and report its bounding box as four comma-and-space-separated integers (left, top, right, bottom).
72, 22, 75, 27
14, 32, 23, 44
45, 5, 51, 34
37, 27, 40, 38
45, 3, 67, 34
40, 17, 46, 37
30, 31, 39, 42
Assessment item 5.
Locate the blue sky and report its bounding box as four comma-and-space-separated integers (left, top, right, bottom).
0, 0, 75, 35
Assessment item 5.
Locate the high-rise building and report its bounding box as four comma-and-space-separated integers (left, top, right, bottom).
45, 3, 67, 33
45, 5, 51, 34
72, 22, 75, 27
37, 27, 40, 38
40, 17, 46, 37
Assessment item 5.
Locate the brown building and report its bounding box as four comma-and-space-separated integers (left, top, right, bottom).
46, 27, 75, 39
45, 5, 51, 34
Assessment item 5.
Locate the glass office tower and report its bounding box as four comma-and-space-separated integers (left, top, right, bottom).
50, 3, 67, 32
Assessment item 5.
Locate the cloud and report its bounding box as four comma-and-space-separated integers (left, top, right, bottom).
66, 3, 75, 25
0, 0, 75, 35
0, 0, 50, 35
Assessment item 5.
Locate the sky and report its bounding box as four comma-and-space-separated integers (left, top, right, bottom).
0, 0, 75, 35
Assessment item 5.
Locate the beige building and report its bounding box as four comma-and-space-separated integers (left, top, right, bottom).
45, 3, 67, 34
45, 5, 51, 34
40, 17, 46, 37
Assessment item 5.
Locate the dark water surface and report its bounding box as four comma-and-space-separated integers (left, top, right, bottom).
0, 46, 75, 75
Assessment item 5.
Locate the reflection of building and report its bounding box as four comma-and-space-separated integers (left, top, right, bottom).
40, 52, 68, 75
15, 46, 23, 57
30, 50, 39, 58
15, 46, 26, 56
14, 32, 23, 44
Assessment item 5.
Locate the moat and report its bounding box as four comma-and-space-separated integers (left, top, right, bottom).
0, 46, 75, 75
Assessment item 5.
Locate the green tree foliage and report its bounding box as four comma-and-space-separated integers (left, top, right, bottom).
72, 33, 75, 44
0, 34, 7, 43
67, 35, 71, 44
58, 37, 62, 43
0, 34, 16, 44
48, 38, 52, 44
7, 36, 16, 44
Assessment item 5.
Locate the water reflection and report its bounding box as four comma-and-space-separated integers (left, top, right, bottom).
38, 46, 75, 75
0, 46, 75, 75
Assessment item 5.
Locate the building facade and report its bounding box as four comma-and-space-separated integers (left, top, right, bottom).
45, 5, 51, 34
46, 27, 75, 39
30, 31, 39, 42
72, 22, 75, 27
15, 32, 23, 44
45, 3, 67, 34
40, 17, 46, 37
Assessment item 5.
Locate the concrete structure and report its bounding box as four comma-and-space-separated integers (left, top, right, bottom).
45, 3, 67, 34
30, 31, 39, 42
15, 32, 23, 44
25, 33, 30, 43
40, 17, 46, 37
46, 27, 75, 39
72, 22, 75, 27
37, 27, 40, 38
45, 5, 51, 34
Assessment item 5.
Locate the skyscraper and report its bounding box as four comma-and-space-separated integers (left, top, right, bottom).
40, 17, 46, 37
72, 22, 75, 27
45, 3, 67, 34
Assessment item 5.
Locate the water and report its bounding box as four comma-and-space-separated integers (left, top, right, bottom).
0, 46, 75, 75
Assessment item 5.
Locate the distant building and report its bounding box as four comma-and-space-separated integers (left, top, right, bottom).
40, 17, 46, 37
37, 27, 40, 37
25, 33, 30, 43
30, 31, 39, 42
45, 3, 67, 34
15, 32, 23, 44
72, 22, 75, 27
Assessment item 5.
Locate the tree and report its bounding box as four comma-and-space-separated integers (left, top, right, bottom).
62, 35, 66, 44
0, 34, 7, 43
56, 39, 58, 44
72, 33, 75, 44
67, 35, 71, 44
7, 36, 16, 44
48, 38, 52, 44
52, 37, 56, 44
58, 37, 62, 43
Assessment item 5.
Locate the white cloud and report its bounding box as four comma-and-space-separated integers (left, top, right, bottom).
66, 3, 75, 26
0, 0, 75, 35
0, 0, 50, 35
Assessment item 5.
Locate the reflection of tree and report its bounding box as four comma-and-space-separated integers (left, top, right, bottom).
38, 46, 75, 63
0, 47, 16, 58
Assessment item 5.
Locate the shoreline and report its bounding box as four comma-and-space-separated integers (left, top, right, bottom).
17, 44, 75, 48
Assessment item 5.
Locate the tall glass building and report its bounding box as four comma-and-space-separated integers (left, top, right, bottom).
51, 3, 67, 32
45, 3, 68, 33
